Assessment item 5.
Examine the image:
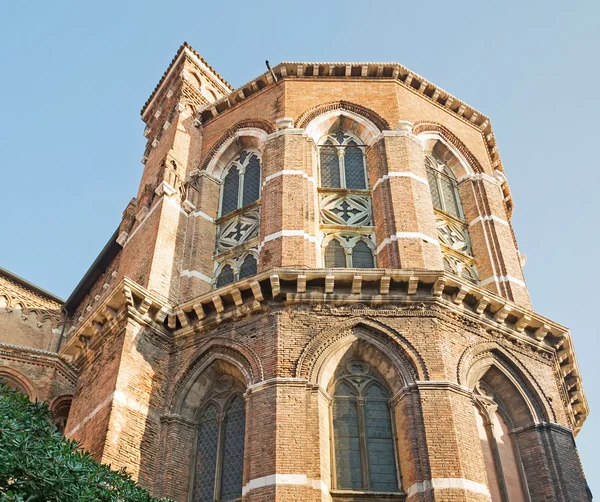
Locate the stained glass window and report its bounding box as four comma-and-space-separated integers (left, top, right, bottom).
320, 148, 341, 188
426, 154, 463, 220
215, 150, 262, 288
220, 397, 246, 501
352, 240, 374, 268
319, 131, 367, 190
242, 154, 261, 207
238, 254, 257, 280
221, 168, 239, 216
192, 380, 246, 502
219, 151, 262, 216
344, 145, 366, 190
216, 265, 234, 288
325, 239, 347, 268
330, 360, 400, 493
193, 404, 219, 502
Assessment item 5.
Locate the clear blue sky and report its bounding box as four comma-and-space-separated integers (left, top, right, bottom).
1, 0, 598, 491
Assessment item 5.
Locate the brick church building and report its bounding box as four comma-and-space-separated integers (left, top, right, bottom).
0, 43, 592, 501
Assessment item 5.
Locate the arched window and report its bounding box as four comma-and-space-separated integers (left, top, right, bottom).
238, 254, 257, 280
214, 252, 258, 289
324, 237, 376, 269
318, 129, 376, 269
219, 151, 261, 217
214, 150, 262, 288
192, 377, 246, 502
329, 359, 400, 493
215, 264, 234, 288
319, 131, 367, 189
426, 152, 478, 282
426, 154, 463, 220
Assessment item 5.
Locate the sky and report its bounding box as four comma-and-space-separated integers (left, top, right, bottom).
1, 0, 598, 492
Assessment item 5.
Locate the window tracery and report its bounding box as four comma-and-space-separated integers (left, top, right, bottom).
426, 153, 478, 282
324, 235, 376, 269
192, 376, 246, 502
318, 130, 376, 268
214, 150, 261, 288
329, 359, 400, 494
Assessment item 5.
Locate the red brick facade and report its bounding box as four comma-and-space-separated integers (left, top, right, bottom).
0, 43, 591, 501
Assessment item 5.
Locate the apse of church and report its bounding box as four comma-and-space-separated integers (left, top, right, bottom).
0, 43, 591, 501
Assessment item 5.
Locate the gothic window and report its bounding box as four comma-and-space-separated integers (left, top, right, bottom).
192, 377, 246, 502
330, 360, 400, 493
426, 153, 478, 282
426, 154, 463, 220
214, 150, 262, 287
319, 132, 367, 189
219, 151, 261, 217
238, 254, 257, 280
318, 130, 376, 268
214, 252, 258, 289
215, 264, 235, 288
324, 236, 376, 269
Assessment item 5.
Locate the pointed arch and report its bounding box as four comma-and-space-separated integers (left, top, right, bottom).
296, 317, 426, 391
414, 122, 486, 175
0, 367, 38, 401
458, 341, 554, 425
297, 100, 389, 132
299, 101, 388, 147
199, 118, 274, 176
170, 339, 263, 420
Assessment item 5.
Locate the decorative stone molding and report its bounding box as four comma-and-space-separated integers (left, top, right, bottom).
169, 267, 587, 433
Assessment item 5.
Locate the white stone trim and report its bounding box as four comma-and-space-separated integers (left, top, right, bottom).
263, 169, 315, 186
242, 474, 327, 496
376, 232, 440, 254
122, 196, 164, 246
469, 215, 509, 227
480, 275, 526, 288
258, 230, 318, 250
191, 210, 215, 223
372, 172, 428, 191
457, 172, 499, 185
66, 392, 115, 438
180, 270, 212, 284
406, 478, 490, 498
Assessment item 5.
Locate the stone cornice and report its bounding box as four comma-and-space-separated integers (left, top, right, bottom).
59, 277, 173, 365
172, 268, 588, 433
0, 341, 77, 385
196, 61, 503, 178
56, 269, 588, 434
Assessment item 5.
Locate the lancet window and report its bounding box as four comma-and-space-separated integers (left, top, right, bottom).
214, 150, 261, 288
329, 359, 400, 494
318, 131, 376, 268
426, 153, 478, 282
192, 376, 246, 502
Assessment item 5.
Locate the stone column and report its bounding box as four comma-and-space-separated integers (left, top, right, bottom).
413, 382, 491, 501
259, 119, 318, 270
243, 379, 326, 501
179, 171, 221, 300
374, 121, 444, 271
458, 173, 531, 309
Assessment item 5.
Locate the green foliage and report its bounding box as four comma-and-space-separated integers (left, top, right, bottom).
0, 384, 170, 502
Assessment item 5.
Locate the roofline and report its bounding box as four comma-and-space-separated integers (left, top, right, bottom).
141, 42, 233, 119
63, 228, 121, 313
0, 266, 64, 304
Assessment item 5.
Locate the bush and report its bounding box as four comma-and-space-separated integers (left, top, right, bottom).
0, 384, 170, 501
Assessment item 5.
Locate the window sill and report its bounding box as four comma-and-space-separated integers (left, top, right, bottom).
330, 489, 406, 501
